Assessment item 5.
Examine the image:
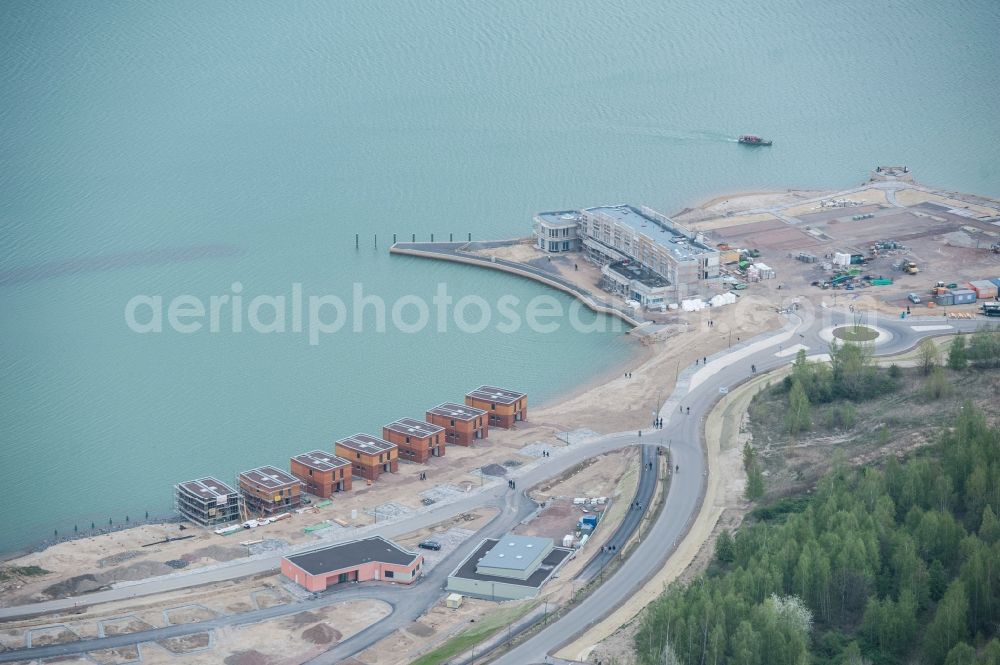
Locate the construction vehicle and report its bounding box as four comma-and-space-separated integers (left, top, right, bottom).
904, 261, 919, 275
992, 243, 1000, 254
933, 281, 959, 293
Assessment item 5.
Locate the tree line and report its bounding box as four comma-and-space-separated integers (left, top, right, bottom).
634, 401, 1000, 665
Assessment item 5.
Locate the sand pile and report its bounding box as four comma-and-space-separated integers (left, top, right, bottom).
224, 649, 274, 665
289, 611, 321, 626
301, 623, 341, 644
42, 573, 103, 598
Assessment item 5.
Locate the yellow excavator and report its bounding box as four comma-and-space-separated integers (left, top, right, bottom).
904, 261, 919, 275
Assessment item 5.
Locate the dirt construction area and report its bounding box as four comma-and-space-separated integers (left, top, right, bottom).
681, 184, 1000, 315
0, 582, 389, 665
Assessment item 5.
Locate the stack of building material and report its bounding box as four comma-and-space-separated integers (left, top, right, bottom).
681, 298, 706, 311
709, 292, 738, 307
833, 252, 852, 268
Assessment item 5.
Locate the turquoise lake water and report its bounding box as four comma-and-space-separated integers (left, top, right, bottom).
1, 0, 998, 553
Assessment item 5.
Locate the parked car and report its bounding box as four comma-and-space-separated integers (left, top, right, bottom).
418, 540, 442, 551
907, 292, 922, 304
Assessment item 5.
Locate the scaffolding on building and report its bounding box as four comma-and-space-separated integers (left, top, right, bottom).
174, 477, 240, 528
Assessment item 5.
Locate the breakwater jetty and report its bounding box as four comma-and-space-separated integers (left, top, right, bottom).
388, 240, 644, 328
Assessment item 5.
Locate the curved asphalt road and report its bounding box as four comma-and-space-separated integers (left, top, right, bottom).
493, 308, 990, 665
1, 305, 989, 664
0, 488, 538, 663
576, 444, 659, 583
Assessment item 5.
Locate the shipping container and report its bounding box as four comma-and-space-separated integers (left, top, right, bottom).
990, 277, 1000, 289
967, 280, 999, 300
935, 293, 955, 306
952, 289, 977, 305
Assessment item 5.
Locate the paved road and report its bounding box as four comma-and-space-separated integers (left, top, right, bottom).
0, 489, 538, 663
304, 488, 539, 664
0, 437, 640, 622
2, 305, 989, 665
576, 444, 658, 583
0, 584, 395, 663
493, 309, 990, 665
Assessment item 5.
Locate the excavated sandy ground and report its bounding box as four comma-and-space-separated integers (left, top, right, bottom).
134, 599, 391, 665
673, 189, 833, 223
351, 448, 642, 665
0, 584, 388, 665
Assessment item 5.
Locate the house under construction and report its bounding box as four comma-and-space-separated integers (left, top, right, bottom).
175, 476, 240, 527
238, 465, 303, 518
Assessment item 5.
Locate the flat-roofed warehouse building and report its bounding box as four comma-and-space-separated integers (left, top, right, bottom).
290, 450, 352, 498
426, 402, 488, 446
536, 204, 720, 303
238, 465, 303, 517
464, 386, 527, 429
281, 536, 423, 591
382, 418, 445, 463
335, 434, 398, 482
446, 534, 572, 601
175, 477, 240, 527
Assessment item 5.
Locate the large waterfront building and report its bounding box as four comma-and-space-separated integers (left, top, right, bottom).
534, 204, 721, 304
532, 210, 582, 252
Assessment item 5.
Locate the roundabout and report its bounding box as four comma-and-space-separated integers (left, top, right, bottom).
831, 325, 879, 342
818, 322, 892, 346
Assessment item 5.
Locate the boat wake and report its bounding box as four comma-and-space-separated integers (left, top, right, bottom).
599, 125, 739, 143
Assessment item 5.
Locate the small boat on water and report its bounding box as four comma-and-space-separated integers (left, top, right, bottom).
738, 135, 772, 146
